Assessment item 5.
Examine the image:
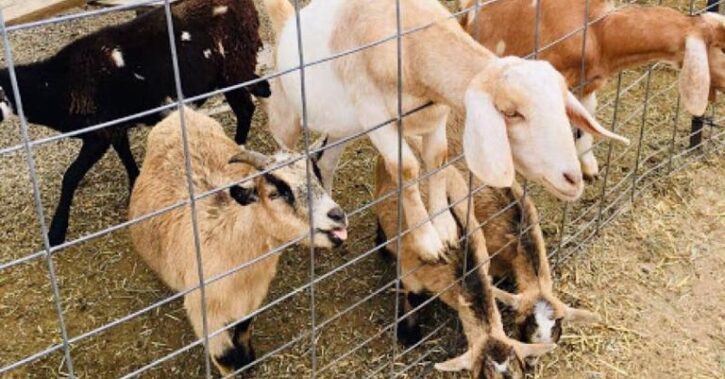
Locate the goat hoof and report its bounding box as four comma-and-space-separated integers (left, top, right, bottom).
414, 225, 445, 263
396, 323, 422, 347
433, 210, 460, 249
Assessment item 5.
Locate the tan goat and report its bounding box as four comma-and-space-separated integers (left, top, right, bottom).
460, 0, 725, 179
128, 108, 348, 376
375, 158, 556, 378
263, 0, 629, 265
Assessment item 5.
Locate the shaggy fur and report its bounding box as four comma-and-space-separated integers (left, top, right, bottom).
129, 108, 347, 376
0, 0, 270, 245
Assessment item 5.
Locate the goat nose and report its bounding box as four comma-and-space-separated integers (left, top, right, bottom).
563, 171, 582, 187
327, 207, 345, 223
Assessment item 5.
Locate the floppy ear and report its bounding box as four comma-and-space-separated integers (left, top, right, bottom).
566, 92, 630, 145
463, 89, 515, 188
511, 341, 556, 361
680, 36, 710, 116
563, 306, 600, 324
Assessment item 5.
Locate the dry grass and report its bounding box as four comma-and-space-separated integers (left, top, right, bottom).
0, 0, 723, 378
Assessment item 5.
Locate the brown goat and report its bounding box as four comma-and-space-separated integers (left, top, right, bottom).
374, 157, 555, 378
460, 0, 725, 179
128, 108, 348, 376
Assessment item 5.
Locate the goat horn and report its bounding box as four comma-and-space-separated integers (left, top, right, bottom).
228, 149, 271, 170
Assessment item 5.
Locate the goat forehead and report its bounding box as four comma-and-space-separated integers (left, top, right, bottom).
504, 63, 563, 105
533, 300, 556, 339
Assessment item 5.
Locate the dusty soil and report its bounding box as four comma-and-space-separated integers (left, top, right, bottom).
538, 158, 725, 379
0, 0, 723, 378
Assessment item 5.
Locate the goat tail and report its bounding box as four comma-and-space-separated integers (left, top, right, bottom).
263, 0, 294, 36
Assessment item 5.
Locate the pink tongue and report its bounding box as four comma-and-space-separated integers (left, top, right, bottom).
332, 229, 348, 241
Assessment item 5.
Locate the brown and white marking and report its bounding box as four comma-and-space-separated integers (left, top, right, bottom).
263, 0, 627, 264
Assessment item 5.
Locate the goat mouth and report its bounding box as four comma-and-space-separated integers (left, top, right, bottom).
318, 227, 347, 247
541, 177, 580, 201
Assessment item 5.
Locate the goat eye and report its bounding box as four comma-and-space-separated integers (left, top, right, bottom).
268, 191, 280, 199
504, 110, 523, 120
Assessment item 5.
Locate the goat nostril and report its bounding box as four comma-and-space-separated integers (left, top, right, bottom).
563, 172, 580, 186
327, 207, 345, 223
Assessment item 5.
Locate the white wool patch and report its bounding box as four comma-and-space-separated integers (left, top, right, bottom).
495, 40, 506, 56
111, 48, 125, 67
493, 359, 509, 373
213, 5, 228, 15
217, 41, 226, 57
181, 31, 192, 41
134, 73, 146, 81
203, 49, 212, 59
534, 301, 556, 343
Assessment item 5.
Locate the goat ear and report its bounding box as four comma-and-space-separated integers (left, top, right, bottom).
492, 287, 522, 309
511, 341, 556, 361
434, 349, 473, 372
680, 36, 710, 116
230, 185, 259, 206
463, 89, 515, 188
563, 306, 600, 324
566, 92, 630, 145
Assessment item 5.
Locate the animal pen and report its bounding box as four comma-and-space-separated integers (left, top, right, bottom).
0, 0, 722, 377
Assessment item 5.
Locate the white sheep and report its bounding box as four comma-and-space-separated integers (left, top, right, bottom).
262, 0, 629, 265
128, 108, 348, 376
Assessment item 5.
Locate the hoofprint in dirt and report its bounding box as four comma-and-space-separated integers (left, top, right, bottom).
0, 0, 723, 378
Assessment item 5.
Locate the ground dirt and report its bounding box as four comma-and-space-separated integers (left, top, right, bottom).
0, 0, 723, 378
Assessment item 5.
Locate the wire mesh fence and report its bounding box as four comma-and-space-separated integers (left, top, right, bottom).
0, 0, 722, 378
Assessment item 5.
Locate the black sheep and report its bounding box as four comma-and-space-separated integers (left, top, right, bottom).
0, 0, 270, 246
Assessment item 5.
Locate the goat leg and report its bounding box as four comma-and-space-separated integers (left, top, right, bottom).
48, 138, 111, 246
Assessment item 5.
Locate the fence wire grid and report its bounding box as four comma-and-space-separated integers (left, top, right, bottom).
0, 0, 723, 378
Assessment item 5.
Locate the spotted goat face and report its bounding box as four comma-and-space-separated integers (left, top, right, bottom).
227, 146, 348, 249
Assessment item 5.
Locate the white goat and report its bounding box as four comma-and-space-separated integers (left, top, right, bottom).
128, 108, 348, 376
262, 0, 629, 264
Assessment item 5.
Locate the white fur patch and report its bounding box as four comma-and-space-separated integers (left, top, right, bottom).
203, 49, 212, 59
181, 31, 191, 41
134, 73, 146, 81
217, 41, 226, 57
111, 48, 125, 67
534, 301, 556, 343
213, 5, 228, 15
0, 101, 14, 119
495, 40, 506, 56
493, 359, 509, 373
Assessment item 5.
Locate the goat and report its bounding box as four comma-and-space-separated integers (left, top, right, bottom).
0, 0, 270, 246
374, 156, 554, 378
128, 108, 348, 376
460, 0, 725, 180
476, 181, 599, 346
262, 0, 629, 264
